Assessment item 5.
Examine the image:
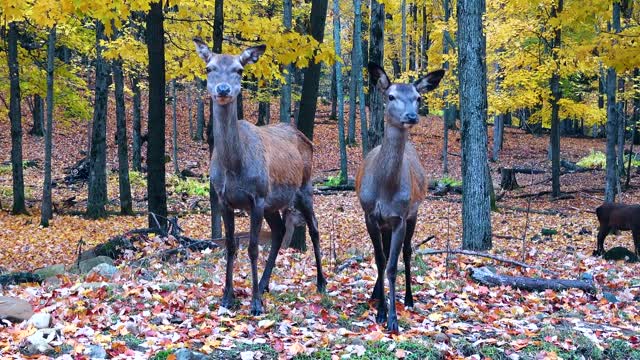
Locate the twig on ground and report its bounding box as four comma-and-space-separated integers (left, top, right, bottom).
416, 248, 559, 276
412, 235, 436, 252
335, 255, 365, 274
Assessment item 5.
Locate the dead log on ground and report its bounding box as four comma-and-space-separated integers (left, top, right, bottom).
470, 266, 595, 293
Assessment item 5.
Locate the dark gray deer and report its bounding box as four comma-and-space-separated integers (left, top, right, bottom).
356, 63, 444, 332
194, 39, 326, 315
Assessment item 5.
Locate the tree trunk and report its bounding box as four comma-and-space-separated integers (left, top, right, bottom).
633, 68, 640, 146
442, 0, 454, 175
401, 0, 407, 73
280, 0, 293, 124
213, 0, 223, 53
131, 76, 143, 171
172, 79, 179, 175
113, 58, 133, 215
458, 0, 492, 251
470, 267, 595, 293
195, 84, 205, 141
617, 79, 626, 180
187, 85, 193, 139
605, 3, 621, 203
257, 100, 270, 126
146, 1, 168, 228
333, 0, 348, 185
329, 67, 337, 120
549, 0, 563, 198
409, 3, 417, 72
7, 22, 28, 215
420, 5, 428, 74
87, 21, 110, 219
366, 0, 385, 154
500, 168, 519, 190
30, 95, 44, 137
291, 0, 329, 251
41, 27, 56, 227
348, 52, 357, 144
492, 114, 504, 162
237, 91, 244, 120
353, 0, 368, 155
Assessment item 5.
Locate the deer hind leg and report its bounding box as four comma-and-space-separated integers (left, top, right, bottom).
248, 198, 265, 316
371, 229, 390, 301
221, 205, 237, 309
296, 189, 327, 293
365, 216, 387, 324
594, 225, 610, 256
258, 211, 286, 294
385, 217, 407, 333
403, 218, 416, 308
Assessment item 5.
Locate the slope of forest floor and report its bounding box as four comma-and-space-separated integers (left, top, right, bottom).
1, 99, 639, 359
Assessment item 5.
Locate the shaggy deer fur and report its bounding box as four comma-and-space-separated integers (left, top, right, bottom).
194, 39, 326, 315
356, 63, 444, 332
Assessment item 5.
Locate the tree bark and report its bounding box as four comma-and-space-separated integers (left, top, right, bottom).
401, 0, 407, 72
633, 68, 639, 146
146, 1, 168, 228
195, 84, 205, 141
131, 76, 143, 171
280, 0, 293, 124
333, 0, 348, 185
549, 0, 563, 198
420, 5, 428, 74
87, 20, 110, 219
213, 0, 223, 53
41, 27, 56, 227
442, 0, 454, 175
30, 95, 44, 137
329, 66, 337, 120
353, 0, 368, 155
605, 2, 621, 203
291, 0, 329, 251
172, 80, 179, 175
409, 3, 417, 72
366, 0, 385, 154
7, 22, 28, 215
458, 0, 492, 251
187, 85, 193, 139
492, 114, 504, 162
113, 58, 133, 215
257, 100, 270, 126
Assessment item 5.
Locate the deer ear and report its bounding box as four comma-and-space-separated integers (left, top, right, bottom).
193, 37, 214, 63
414, 69, 445, 93
368, 62, 391, 91
239, 44, 267, 65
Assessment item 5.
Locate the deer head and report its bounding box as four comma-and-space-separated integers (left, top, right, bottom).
368, 62, 445, 129
194, 38, 266, 105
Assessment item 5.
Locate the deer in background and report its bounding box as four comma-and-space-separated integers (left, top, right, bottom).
356, 63, 444, 332
193, 39, 326, 315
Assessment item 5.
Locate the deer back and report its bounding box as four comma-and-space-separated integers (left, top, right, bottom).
256, 123, 313, 188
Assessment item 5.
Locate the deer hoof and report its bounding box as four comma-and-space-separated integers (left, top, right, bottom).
404, 296, 414, 308
250, 298, 264, 316
592, 249, 604, 257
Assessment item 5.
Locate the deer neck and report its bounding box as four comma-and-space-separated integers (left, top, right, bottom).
376, 124, 408, 190
212, 100, 243, 172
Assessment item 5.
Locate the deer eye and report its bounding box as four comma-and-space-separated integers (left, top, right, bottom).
388, 95, 395, 101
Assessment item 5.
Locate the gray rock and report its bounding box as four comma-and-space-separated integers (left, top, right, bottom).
174, 348, 209, 360
79, 256, 114, 274
29, 313, 51, 329
90, 263, 118, 278
88, 344, 107, 359
25, 328, 56, 354
34, 264, 65, 279
0, 296, 34, 323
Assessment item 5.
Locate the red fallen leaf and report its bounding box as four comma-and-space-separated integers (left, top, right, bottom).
273, 339, 284, 352
310, 303, 322, 314
629, 336, 638, 344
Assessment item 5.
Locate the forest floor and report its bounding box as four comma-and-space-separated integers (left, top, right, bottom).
0, 97, 639, 359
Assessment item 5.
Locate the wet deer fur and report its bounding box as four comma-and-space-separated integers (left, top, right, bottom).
356, 63, 444, 332
593, 202, 640, 257
194, 39, 326, 315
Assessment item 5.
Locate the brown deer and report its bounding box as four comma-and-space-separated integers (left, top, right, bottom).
356, 63, 444, 332
593, 202, 640, 257
193, 39, 326, 315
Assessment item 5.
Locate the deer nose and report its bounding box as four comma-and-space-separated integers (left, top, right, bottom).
216, 83, 231, 96
405, 112, 418, 124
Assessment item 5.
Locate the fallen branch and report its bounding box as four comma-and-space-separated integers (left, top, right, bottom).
470, 266, 595, 293
335, 255, 365, 273
499, 206, 564, 216
416, 248, 558, 275
412, 235, 436, 252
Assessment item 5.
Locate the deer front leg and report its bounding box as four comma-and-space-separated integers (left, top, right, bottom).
297, 191, 327, 293
221, 205, 236, 309
259, 211, 285, 294
249, 199, 265, 315
594, 225, 610, 256
386, 217, 406, 333
403, 218, 416, 308
365, 216, 387, 324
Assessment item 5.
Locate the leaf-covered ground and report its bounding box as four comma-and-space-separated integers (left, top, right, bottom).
1, 100, 639, 359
